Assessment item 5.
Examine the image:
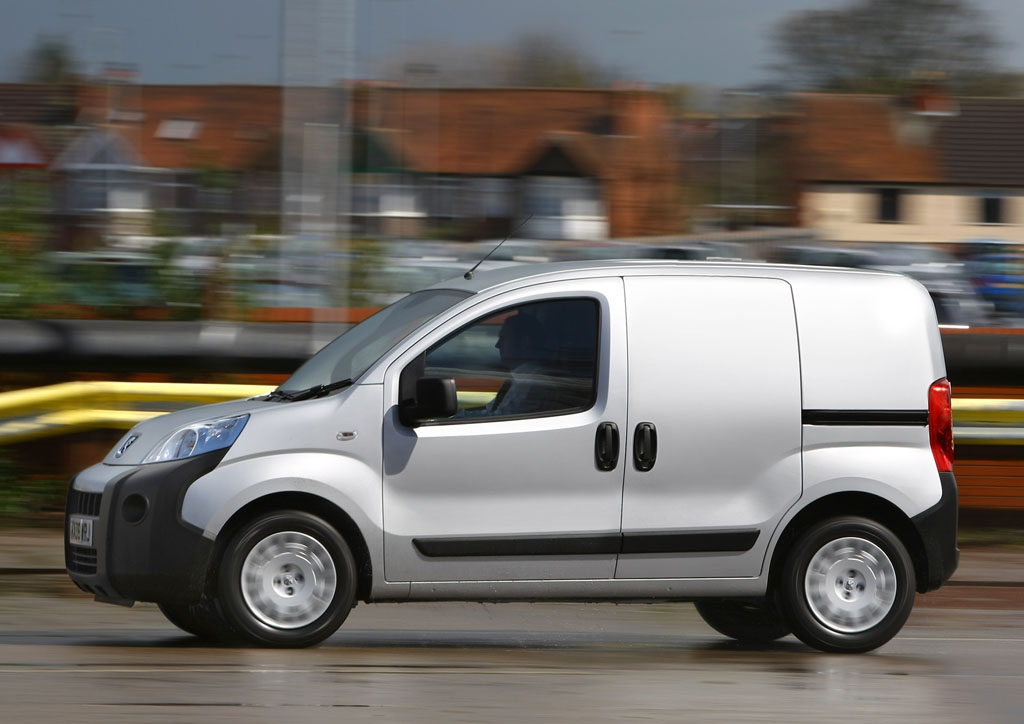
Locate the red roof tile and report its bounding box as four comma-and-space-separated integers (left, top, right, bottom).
795, 93, 941, 184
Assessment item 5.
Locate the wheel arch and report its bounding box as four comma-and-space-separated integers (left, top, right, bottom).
215, 492, 374, 603
767, 492, 929, 595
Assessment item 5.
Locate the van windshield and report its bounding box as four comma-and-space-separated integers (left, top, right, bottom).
277, 289, 471, 394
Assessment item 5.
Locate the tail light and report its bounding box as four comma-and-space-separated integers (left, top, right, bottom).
929, 378, 954, 473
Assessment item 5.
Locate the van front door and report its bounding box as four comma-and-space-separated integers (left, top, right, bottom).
382, 278, 627, 583
617, 275, 802, 580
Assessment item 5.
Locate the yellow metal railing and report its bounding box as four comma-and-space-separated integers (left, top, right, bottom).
0, 382, 274, 443
1, 383, 1023, 445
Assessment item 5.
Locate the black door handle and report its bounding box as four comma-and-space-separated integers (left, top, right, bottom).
633, 422, 657, 472
595, 422, 620, 471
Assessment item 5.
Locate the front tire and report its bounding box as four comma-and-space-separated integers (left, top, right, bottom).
158, 599, 229, 642
694, 597, 791, 643
778, 517, 915, 653
217, 510, 357, 647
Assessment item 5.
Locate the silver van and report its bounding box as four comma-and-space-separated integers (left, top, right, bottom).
65, 261, 958, 653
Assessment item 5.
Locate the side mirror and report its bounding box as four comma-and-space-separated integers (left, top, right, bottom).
400, 377, 458, 427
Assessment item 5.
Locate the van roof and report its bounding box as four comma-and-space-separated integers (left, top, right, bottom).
432, 259, 902, 295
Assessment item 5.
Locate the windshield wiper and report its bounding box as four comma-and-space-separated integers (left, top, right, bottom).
273, 378, 355, 403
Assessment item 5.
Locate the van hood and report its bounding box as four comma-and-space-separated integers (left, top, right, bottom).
103, 396, 274, 466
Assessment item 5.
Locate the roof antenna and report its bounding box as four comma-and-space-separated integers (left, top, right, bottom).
464, 215, 533, 280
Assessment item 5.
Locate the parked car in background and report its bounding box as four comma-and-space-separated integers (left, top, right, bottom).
775, 243, 993, 327
958, 240, 1024, 320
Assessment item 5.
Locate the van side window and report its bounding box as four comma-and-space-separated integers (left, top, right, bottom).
422, 298, 599, 421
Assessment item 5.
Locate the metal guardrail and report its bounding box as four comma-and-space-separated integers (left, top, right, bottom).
951, 398, 1024, 445
0, 382, 274, 443
0, 383, 1022, 445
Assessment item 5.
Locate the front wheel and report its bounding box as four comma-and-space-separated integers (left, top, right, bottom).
217, 510, 357, 647
158, 599, 229, 642
777, 517, 915, 653
694, 597, 791, 643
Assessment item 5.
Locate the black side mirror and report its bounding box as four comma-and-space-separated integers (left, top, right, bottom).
399, 377, 457, 427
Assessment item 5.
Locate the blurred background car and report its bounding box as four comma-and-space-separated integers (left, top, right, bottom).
774, 243, 994, 327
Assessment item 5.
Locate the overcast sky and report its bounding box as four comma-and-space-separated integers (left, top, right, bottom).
3, 0, 1024, 88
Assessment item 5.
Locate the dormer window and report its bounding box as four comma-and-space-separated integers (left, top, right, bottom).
156, 119, 202, 140
877, 188, 902, 223
980, 195, 1005, 225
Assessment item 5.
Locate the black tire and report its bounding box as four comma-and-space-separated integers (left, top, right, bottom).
157, 599, 230, 642
216, 510, 357, 647
694, 597, 791, 643
777, 516, 915, 653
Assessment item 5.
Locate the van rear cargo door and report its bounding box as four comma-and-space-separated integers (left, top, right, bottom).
617, 275, 802, 579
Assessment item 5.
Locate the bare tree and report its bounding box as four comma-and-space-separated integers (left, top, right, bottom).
501, 33, 614, 88
376, 32, 615, 88
22, 36, 79, 84
772, 0, 1005, 94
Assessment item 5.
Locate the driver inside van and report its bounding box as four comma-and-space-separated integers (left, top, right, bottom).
460, 312, 554, 417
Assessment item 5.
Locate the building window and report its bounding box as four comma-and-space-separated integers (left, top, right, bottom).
877, 188, 902, 223
980, 196, 1005, 224
156, 119, 202, 141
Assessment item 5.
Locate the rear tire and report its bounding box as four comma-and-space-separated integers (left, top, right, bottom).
694, 597, 791, 643
777, 516, 915, 653
216, 510, 357, 647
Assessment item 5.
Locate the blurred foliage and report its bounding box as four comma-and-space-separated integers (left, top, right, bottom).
384, 32, 616, 88
0, 450, 65, 520
502, 33, 615, 88
344, 239, 388, 307
0, 173, 61, 319
772, 0, 1009, 95
21, 35, 79, 85
150, 209, 190, 238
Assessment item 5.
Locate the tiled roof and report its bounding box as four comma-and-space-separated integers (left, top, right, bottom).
0, 83, 77, 124
351, 87, 672, 178
795, 93, 941, 184
938, 98, 1024, 187
136, 85, 282, 170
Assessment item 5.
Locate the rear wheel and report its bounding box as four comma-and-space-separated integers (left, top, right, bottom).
777, 516, 915, 653
216, 510, 357, 647
694, 597, 791, 643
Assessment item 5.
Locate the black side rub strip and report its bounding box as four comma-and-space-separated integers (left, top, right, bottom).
413, 530, 760, 558
803, 409, 928, 426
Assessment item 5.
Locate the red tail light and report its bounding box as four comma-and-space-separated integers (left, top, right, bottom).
929, 378, 954, 473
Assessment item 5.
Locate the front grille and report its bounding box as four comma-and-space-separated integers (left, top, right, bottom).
67, 489, 102, 517
67, 546, 98, 574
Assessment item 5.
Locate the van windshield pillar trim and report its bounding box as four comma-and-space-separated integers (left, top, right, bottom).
412, 530, 760, 558
802, 410, 928, 426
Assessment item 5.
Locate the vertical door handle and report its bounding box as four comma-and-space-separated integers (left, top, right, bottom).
633, 422, 657, 472
595, 422, 620, 471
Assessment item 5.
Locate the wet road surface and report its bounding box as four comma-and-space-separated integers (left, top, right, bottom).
1, 575, 1022, 723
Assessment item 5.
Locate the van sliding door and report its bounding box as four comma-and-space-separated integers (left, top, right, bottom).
617, 275, 802, 580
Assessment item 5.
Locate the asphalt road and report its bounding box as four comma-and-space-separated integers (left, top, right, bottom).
1, 574, 1022, 724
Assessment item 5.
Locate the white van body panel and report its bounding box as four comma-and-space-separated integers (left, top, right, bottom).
180, 385, 386, 561
380, 277, 628, 583
617, 275, 802, 579
790, 272, 945, 410
800, 425, 943, 515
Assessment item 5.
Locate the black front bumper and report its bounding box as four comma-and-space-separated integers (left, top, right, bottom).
911, 471, 960, 592
65, 449, 227, 605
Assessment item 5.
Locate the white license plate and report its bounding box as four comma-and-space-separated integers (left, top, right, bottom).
68, 516, 94, 547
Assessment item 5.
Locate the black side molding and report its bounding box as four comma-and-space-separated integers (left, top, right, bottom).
413, 530, 760, 558
620, 530, 759, 555
803, 409, 928, 426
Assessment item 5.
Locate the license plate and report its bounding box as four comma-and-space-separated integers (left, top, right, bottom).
68, 516, 94, 547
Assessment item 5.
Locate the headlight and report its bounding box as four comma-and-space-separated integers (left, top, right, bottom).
142, 414, 249, 464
